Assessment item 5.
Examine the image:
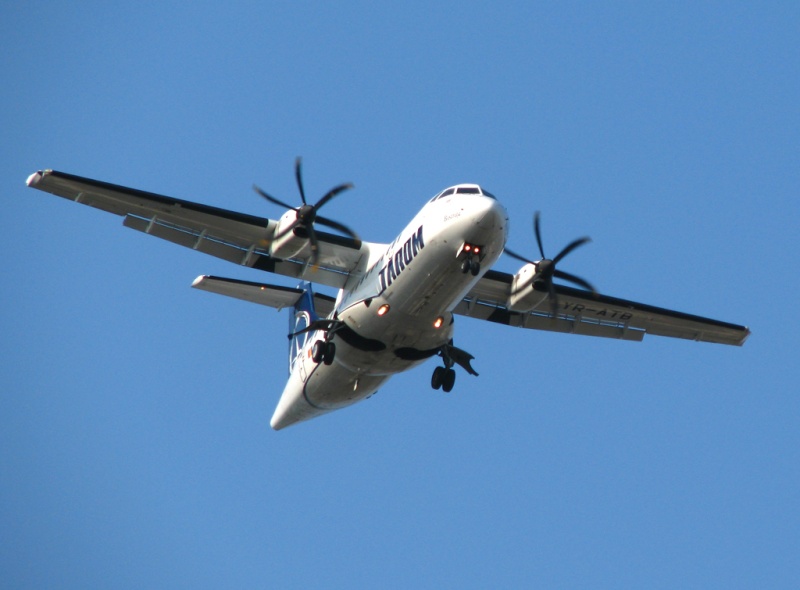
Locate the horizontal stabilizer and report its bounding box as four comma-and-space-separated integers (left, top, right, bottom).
191, 275, 335, 316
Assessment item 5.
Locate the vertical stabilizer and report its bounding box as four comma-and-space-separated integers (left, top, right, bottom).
288, 281, 318, 374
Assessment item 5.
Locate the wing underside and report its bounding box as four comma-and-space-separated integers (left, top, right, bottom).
27, 169, 371, 289
458, 270, 749, 346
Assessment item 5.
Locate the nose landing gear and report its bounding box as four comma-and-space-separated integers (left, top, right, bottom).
460, 257, 480, 276
459, 243, 483, 276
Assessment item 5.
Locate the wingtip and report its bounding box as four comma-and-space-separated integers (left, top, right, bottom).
738, 327, 752, 346
26, 170, 44, 187
191, 275, 209, 288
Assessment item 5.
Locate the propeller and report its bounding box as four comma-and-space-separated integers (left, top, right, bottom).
253, 157, 360, 265
504, 211, 596, 315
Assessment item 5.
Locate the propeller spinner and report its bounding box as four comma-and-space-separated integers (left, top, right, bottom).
504, 211, 596, 315
253, 158, 360, 265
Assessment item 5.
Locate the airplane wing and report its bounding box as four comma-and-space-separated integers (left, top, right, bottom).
455, 270, 750, 346
26, 169, 370, 289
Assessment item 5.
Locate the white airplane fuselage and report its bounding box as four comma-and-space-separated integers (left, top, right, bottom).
270, 188, 508, 429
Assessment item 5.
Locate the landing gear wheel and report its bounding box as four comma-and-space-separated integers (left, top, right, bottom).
323, 341, 336, 365
432, 367, 456, 392
461, 259, 471, 274
470, 260, 480, 276
312, 340, 325, 364
442, 368, 456, 392
431, 366, 446, 390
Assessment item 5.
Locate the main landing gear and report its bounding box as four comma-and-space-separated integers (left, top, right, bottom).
431, 365, 456, 392
312, 339, 335, 365
290, 318, 344, 367
430, 341, 479, 393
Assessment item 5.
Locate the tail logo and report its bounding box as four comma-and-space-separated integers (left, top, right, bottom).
289, 310, 313, 372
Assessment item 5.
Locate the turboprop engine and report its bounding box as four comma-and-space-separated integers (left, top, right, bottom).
504, 212, 596, 315
268, 209, 314, 260
253, 158, 360, 265
507, 262, 550, 312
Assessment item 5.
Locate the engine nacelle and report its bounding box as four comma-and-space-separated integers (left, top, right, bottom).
269, 210, 310, 260
507, 262, 548, 312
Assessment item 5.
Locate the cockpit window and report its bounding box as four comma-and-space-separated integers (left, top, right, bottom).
432, 185, 497, 201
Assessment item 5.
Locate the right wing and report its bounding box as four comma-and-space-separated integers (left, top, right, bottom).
455, 270, 750, 346
26, 169, 375, 289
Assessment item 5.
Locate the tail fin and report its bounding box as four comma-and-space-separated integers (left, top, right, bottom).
288, 281, 318, 374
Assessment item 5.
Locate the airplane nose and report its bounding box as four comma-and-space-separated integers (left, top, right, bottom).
476, 197, 508, 232
461, 197, 508, 260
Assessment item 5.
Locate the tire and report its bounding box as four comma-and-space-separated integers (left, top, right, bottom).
312, 340, 324, 364
470, 260, 480, 276
431, 366, 445, 390
461, 259, 472, 274
323, 341, 336, 365
442, 368, 456, 392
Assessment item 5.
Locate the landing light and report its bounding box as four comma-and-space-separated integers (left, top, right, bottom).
377, 304, 390, 316
462, 243, 482, 255
433, 316, 444, 329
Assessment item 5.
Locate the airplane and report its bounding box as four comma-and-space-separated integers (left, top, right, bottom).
26, 161, 750, 430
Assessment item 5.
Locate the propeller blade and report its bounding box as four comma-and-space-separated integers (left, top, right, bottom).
507, 210, 597, 311
534, 211, 546, 260
307, 224, 320, 265
316, 215, 361, 241
255, 159, 361, 263
552, 236, 591, 265
554, 269, 596, 293
294, 157, 307, 205
547, 279, 559, 316
503, 247, 535, 265
314, 182, 354, 211
253, 185, 296, 211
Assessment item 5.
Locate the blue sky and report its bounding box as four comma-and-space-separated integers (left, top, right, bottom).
2, 2, 798, 588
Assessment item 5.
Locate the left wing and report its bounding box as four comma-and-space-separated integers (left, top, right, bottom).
456, 270, 749, 346
26, 169, 371, 289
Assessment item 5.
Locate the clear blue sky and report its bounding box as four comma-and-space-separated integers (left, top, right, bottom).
3, 2, 798, 588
